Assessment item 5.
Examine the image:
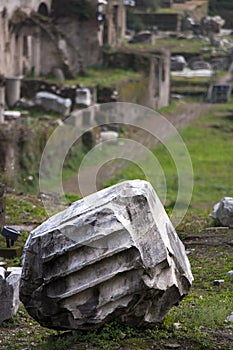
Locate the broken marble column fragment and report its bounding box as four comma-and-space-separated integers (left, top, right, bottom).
211, 197, 233, 227
20, 180, 193, 330
0, 267, 22, 324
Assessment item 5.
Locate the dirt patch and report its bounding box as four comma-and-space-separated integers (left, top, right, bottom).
183, 227, 233, 247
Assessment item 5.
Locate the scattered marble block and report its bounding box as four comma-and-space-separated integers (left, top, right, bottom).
20, 180, 193, 330
211, 197, 233, 227
0, 267, 22, 324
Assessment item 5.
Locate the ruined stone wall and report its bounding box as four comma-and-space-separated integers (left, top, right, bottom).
0, 124, 18, 187
0, 2, 101, 78
0, 13, 27, 77
0, 0, 52, 17
0, 3, 47, 77
119, 79, 149, 107
104, 49, 170, 109
105, 0, 126, 47
0, 11, 45, 77
157, 49, 170, 109
51, 17, 101, 72
0, 11, 12, 76
191, 1, 208, 22
39, 31, 62, 76
138, 13, 182, 32
71, 19, 102, 67
0, 118, 56, 193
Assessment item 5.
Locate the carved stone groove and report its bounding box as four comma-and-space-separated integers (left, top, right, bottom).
20, 180, 193, 330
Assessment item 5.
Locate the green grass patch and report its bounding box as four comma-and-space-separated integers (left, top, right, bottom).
32, 66, 142, 89
171, 72, 227, 97
156, 8, 183, 14
183, 105, 233, 205
104, 99, 233, 210
47, 66, 142, 88
171, 76, 211, 85
5, 195, 47, 225
158, 99, 181, 115
129, 37, 212, 55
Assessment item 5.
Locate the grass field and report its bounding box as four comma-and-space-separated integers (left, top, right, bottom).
128, 37, 213, 56
104, 100, 233, 209
48, 66, 142, 87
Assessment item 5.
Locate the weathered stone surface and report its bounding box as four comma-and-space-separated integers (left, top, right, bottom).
20, 180, 193, 330
211, 197, 233, 227
226, 312, 233, 323
129, 31, 155, 45
171, 56, 186, 72
0, 183, 5, 226
201, 15, 225, 34
0, 267, 22, 325
189, 61, 211, 71
0, 183, 5, 197
35, 91, 72, 116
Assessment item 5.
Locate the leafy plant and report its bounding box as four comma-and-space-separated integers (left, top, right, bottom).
127, 11, 145, 32
52, 0, 95, 20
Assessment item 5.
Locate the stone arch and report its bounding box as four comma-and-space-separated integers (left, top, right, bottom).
38, 2, 49, 16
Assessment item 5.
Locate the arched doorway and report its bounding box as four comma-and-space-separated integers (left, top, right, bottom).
38, 3, 49, 16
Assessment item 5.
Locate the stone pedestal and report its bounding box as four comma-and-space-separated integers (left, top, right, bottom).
5, 77, 22, 108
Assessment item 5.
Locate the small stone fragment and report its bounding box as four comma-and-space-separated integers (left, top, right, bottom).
20, 180, 193, 330
213, 279, 224, 286
164, 344, 181, 349
211, 197, 233, 227
0, 267, 22, 324
173, 322, 182, 330
225, 312, 233, 323
227, 270, 233, 276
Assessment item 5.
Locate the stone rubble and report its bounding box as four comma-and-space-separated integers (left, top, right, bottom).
35, 91, 72, 116
225, 312, 233, 323
213, 279, 224, 286
211, 197, 233, 227
0, 267, 22, 324
20, 180, 193, 330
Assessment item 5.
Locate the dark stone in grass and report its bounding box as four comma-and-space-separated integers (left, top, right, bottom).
213, 279, 224, 286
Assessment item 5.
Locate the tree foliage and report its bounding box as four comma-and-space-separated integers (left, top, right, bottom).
127, 11, 145, 32
209, 0, 233, 14
52, 0, 95, 20
135, 0, 160, 11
